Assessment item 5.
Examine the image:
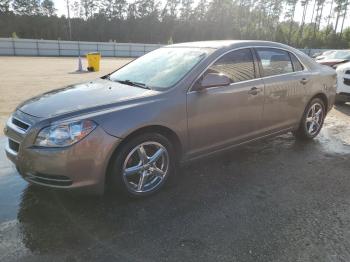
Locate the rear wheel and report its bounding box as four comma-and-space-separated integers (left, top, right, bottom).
108, 133, 175, 197
293, 98, 325, 140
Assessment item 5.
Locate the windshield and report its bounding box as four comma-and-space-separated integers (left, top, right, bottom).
109, 47, 209, 90
328, 50, 350, 60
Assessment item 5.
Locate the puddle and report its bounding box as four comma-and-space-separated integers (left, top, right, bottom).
0, 137, 27, 223
316, 109, 350, 155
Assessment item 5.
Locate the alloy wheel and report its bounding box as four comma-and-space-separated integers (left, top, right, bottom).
305, 102, 324, 136
122, 141, 169, 194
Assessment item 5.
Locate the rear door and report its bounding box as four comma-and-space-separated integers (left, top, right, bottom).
255, 48, 309, 133
186, 48, 265, 156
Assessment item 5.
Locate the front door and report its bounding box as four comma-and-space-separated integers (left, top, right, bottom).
187, 48, 265, 156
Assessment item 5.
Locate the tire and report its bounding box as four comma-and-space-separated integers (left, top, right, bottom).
293, 98, 326, 140
108, 133, 176, 198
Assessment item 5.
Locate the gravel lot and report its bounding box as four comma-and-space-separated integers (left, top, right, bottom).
0, 57, 350, 262
0, 56, 132, 134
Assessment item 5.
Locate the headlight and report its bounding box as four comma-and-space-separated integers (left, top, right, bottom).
35, 120, 97, 147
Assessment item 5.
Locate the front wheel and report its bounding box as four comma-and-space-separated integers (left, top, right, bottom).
108, 133, 176, 197
293, 98, 326, 140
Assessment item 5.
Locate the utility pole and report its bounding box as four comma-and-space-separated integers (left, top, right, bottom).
66, 0, 72, 40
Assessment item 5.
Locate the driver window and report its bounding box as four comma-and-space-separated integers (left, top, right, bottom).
204, 48, 256, 84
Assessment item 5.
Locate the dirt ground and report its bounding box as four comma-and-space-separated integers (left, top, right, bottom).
0, 56, 132, 134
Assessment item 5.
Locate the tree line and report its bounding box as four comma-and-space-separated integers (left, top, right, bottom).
0, 0, 350, 48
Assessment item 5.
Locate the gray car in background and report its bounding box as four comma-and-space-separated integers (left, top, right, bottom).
4, 40, 336, 197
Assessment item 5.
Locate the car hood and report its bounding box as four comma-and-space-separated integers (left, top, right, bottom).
318, 58, 349, 66
336, 61, 350, 71
18, 79, 157, 118
315, 56, 325, 60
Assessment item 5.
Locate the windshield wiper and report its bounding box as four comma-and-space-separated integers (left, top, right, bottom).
115, 79, 150, 89
101, 74, 111, 80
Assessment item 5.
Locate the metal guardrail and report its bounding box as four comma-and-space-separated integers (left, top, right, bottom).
0, 38, 163, 57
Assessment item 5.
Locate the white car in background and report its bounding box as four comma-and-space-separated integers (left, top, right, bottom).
336, 62, 350, 104
316, 50, 350, 68
315, 50, 336, 61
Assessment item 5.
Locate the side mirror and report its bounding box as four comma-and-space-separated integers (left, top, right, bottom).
198, 73, 231, 90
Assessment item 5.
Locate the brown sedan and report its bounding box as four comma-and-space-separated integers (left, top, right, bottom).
4, 40, 336, 197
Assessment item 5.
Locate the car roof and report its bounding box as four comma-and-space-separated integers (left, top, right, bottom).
167, 40, 290, 49
168, 40, 321, 70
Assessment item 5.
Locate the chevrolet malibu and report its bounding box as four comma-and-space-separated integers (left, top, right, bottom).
4, 41, 336, 197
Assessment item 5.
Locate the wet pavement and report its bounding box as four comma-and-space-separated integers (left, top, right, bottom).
0, 105, 350, 262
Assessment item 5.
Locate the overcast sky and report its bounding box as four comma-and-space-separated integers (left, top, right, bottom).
53, 0, 349, 31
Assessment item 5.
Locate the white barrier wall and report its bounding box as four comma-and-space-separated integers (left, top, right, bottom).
0, 38, 163, 57
0, 38, 329, 57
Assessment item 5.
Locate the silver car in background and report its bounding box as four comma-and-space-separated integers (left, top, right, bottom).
4, 40, 336, 197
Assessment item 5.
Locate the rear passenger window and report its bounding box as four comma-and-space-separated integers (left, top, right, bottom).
256, 48, 293, 77
206, 48, 255, 83
290, 53, 304, 71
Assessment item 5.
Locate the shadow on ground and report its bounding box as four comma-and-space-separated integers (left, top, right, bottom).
334, 102, 350, 116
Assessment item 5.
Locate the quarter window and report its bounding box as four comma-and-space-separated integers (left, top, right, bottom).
256, 48, 293, 77
205, 48, 255, 84
290, 53, 304, 72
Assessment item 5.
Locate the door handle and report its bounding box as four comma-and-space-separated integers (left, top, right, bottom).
248, 87, 261, 95
300, 78, 309, 85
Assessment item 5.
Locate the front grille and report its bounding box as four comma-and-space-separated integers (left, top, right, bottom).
344, 78, 350, 86
5, 112, 37, 157
26, 173, 73, 187
12, 118, 30, 131
339, 92, 350, 97
8, 139, 20, 153
11, 117, 30, 132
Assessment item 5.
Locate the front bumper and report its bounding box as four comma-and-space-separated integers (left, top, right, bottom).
336, 72, 350, 101
4, 112, 121, 194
